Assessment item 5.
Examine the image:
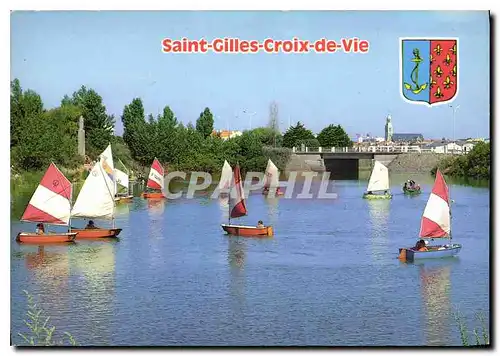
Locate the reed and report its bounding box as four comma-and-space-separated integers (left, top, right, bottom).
454, 309, 489, 346
16, 290, 78, 346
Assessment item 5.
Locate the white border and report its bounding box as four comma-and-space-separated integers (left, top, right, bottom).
4, 4, 495, 356
399, 37, 459, 107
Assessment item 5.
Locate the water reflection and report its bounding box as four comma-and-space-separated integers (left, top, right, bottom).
366, 200, 390, 263
25, 245, 70, 292
218, 196, 229, 222
114, 202, 130, 216
147, 199, 166, 218
70, 242, 117, 345
227, 237, 246, 316
264, 197, 280, 226
415, 259, 457, 346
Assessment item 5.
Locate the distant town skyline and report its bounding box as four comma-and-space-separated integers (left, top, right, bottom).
11, 11, 490, 139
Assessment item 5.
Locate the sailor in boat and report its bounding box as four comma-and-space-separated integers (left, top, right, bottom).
404, 182, 408, 190
413, 239, 428, 252
85, 220, 98, 229
257, 220, 264, 228
35, 223, 45, 235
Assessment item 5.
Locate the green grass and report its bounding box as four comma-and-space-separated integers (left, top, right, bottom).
454, 309, 489, 346
16, 290, 78, 346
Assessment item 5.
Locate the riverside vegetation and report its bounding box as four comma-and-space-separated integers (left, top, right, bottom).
432, 142, 490, 181
10, 79, 352, 186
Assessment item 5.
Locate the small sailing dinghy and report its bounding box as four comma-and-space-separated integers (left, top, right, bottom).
398, 170, 461, 262
403, 180, 421, 195
70, 145, 122, 239
262, 159, 284, 196
221, 164, 273, 237
141, 158, 165, 199
114, 167, 133, 202
217, 160, 233, 197
363, 161, 392, 199
16, 162, 77, 243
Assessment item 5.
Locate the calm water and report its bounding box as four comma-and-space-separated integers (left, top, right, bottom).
10, 174, 490, 346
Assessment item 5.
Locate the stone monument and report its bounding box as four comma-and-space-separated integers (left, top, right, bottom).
384, 114, 393, 142
78, 116, 85, 156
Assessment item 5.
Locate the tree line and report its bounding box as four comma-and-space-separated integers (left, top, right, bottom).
10, 79, 352, 175
433, 141, 490, 180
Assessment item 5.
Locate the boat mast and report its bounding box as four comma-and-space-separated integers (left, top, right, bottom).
69, 181, 73, 233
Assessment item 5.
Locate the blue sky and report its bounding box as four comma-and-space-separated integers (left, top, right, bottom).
11, 11, 490, 139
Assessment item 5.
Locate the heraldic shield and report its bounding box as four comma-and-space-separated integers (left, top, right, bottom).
400, 38, 458, 106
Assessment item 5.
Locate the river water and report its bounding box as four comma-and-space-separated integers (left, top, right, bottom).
10, 173, 490, 346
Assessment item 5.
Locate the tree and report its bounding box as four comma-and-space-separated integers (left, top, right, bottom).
317, 124, 353, 148
121, 98, 153, 165
196, 108, 214, 138
62, 86, 115, 157
251, 127, 283, 147
282, 121, 315, 148
11, 79, 44, 148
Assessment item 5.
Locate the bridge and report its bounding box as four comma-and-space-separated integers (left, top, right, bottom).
290, 145, 460, 180
292, 145, 442, 155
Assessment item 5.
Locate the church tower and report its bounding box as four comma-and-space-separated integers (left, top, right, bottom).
385, 114, 393, 142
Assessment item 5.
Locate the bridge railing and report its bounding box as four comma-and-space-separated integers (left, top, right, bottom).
292, 146, 465, 154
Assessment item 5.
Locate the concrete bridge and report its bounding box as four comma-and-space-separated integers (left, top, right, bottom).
289, 146, 437, 180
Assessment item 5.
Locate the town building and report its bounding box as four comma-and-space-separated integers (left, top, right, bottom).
211, 129, 243, 140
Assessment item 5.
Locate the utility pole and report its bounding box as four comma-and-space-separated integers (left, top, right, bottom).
449, 104, 460, 154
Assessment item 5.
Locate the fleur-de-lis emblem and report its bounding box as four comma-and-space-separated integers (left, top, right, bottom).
433, 44, 442, 56
450, 44, 457, 55
443, 76, 454, 89
434, 65, 443, 78
430, 54, 434, 65
430, 75, 437, 88
451, 65, 457, 77
434, 87, 444, 98
443, 53, 452, 66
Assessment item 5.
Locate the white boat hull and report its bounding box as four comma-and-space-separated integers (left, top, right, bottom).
400, 244, 462, 262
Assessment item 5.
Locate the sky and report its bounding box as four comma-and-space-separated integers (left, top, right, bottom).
10, 10, 490, 139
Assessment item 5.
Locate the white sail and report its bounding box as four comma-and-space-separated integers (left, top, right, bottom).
114, 169, 129, 189
366, 161, 390, 192
71, 146, 116, 219
264, 159, 280, 188
217, 160, 233, 191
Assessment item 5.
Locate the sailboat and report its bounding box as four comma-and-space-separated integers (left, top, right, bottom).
262, 159, 284, 196
398, 170, 461, 262
217, 160, 233, 197
362, 161, 392, 199
141, 158, 165, 199
221, 163, 273, 237
16, 162, 77, 243
70, 145, 122, 239
114, 167, 133, 203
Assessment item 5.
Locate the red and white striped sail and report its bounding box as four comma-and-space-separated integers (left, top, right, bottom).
419, 170, 451, 238
21, 163, 72, 225
147, 158, 165, 190
264, 159, 280, 189
229, 164, 247, 219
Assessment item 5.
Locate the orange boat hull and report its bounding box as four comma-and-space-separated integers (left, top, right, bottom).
16, 232, 77, 244
141, 192, 165, 199
115, 195, 134, 202
71, 228, 122, 239
221, 224, 273, 237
